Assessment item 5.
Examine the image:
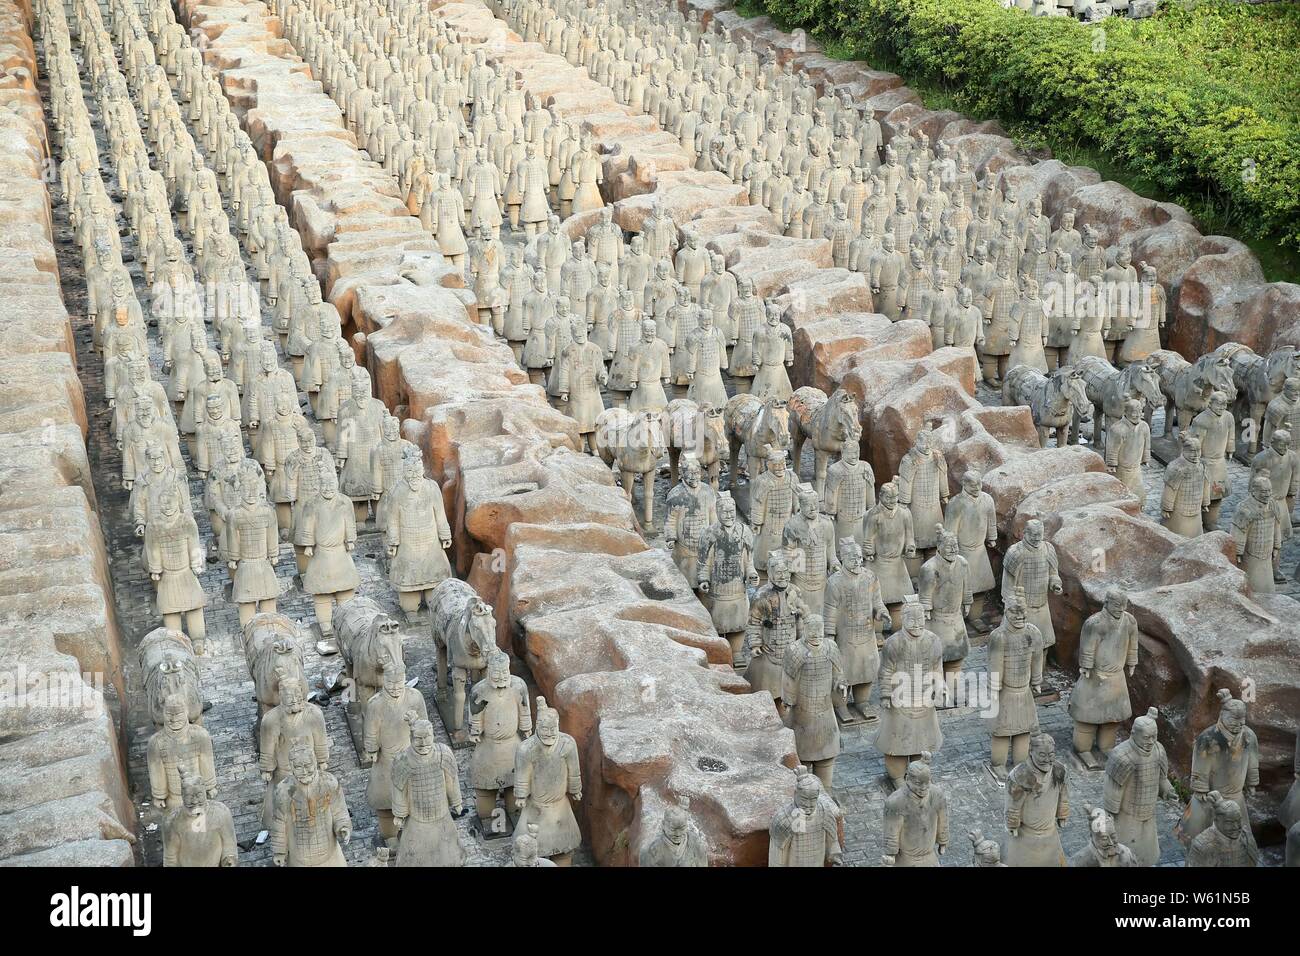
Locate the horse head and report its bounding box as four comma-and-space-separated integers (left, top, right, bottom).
1266, 347, 1298, 390
1133, 359, 1163, 407
763, 396, 791, 448
830, 388, 861, 438
1200, 355, 1237, 401
1060, 367, 1092, 421
465, 600, 496, 658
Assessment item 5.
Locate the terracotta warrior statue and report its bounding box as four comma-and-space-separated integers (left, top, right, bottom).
1070, 588, 1139, 769
1176, 688, 1259, 853
301, 464, 360, 640
384, 455, 454, 618
1001, 518, 1061, 669
364, 659, 430, 842
271, 741, 352, 867
1187, 389, 1234, 530
987, 587, 1044, 780
943, 470, 998, 627
822, 436, 874, 547
918, 526, 972, 703
864, 482, 917, 629
392, 719, 465, 867
1162, 433, 1211, 538
1103, 707, 1177, 866
968, 828, 1006, 867
148, 695, 217, 811
1105, 398, 1151, 503
875, 599, 944, 787
1250, 428, 1298, 538
1069, 806, 1138, 867
225, 461, 280, 626
696, 493, 758, 665
744, 550, 806, 713
896, 426, 948, 570
639, 799, 708, 867
665, 454, 717, 586
144, 485, 208, 655
882, 753, 948, 867
1230, 475, 1284, 594
506, 823, 558, 867
162, 773, 238, 867
749, 446, 799, 574
513, 697, 583, 866
258, 676, 329, 830
824, 537, 889, 722
781, 484, 838, 616
468, 650, 532, 832
768, 767, 844, 867
783, 614, 846, 790
1185, 791, 1260, 868
1004, 732, 1069, 867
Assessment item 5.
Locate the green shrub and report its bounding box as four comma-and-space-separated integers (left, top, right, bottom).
752, 0, 1300, 251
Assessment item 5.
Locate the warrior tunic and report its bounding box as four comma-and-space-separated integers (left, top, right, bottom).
1068, 608, 1139, 726
783, 640, 844, 763
986, 620, 1043, 737
384, 479, 453, 592
391, 744, 465, 867
864, 504, 915, 603
468, 677, 531, 791
883, 785, 948, 867
271, 771, 351, 867
875, 629, 944, 756
918, 553, 972, 663
1001, 540, 1060, 648
514, 734, 583, 858
823, 566, 887, 686
1003, 759, 1068, 867
1103, 738, 1169, 867
695, 522, 754, 635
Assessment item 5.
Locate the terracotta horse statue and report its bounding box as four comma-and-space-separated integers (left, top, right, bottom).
139, 625, 204, 728
1148, 349, 1236, 438
722, 392, 791, 489
1075, 354, 1163, 447
242, 612, 307, 718
662, 398, 726, 488
430, 579, 495, 734
1003, 364, 1092, 448
594, 406, 668, 524
1214, 343, 1298, 456
334, 595, 404, 707
789, 386, 862, 498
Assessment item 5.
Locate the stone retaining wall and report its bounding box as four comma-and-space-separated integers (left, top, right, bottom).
0, 0, 134, 866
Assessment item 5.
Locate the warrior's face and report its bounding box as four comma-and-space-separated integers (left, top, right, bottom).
717, 500, 735, 529
165, 697, 188, 732
384, 667, 406, 699
664, 814, 688, 846
904, 764, 930, 799
1029, 737, 1055, 773
412, 725, 434, 756
290, 751, 316, 786
1025, 522, 1044, 547
1104, 590, 1128, 618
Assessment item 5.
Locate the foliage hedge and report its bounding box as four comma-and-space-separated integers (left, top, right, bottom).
748, 0, 1300, 250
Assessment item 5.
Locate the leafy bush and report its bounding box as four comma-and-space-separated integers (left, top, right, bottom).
752, 0, 1300, 250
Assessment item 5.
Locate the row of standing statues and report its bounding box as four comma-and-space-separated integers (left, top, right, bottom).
42, 0, 1299, 866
